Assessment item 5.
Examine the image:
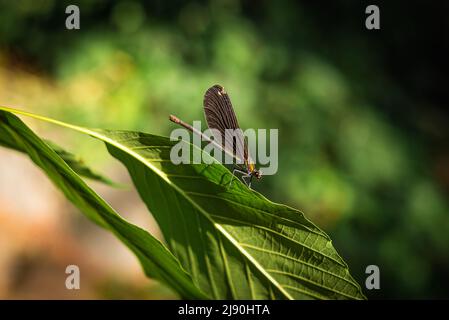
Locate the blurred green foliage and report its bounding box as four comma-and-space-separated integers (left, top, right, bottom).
0, 0, 448, 299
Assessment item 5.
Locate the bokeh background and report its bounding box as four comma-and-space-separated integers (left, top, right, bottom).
0, 0, 448, 299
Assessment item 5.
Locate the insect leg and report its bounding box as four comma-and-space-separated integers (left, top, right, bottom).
241, 174, 253, 189
230, 167, 248, 187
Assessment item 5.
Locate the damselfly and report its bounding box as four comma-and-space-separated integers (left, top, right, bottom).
169, 84, 262, 188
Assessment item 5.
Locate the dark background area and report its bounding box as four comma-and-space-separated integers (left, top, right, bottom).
0, 0, 448, 299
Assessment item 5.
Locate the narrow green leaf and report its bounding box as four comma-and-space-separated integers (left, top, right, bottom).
0, 134, 117, 186
44, 140, 119, 186
0, 109, 206, 300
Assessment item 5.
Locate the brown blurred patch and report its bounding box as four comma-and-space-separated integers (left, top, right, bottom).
0, 146, 173, 299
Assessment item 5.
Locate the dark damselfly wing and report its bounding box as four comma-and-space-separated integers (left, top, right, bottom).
203, 85, 252, 165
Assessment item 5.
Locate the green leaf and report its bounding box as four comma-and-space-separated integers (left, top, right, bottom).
0, 109, 206, 300
0, 106, 366, 300
101, 131, 366, 300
